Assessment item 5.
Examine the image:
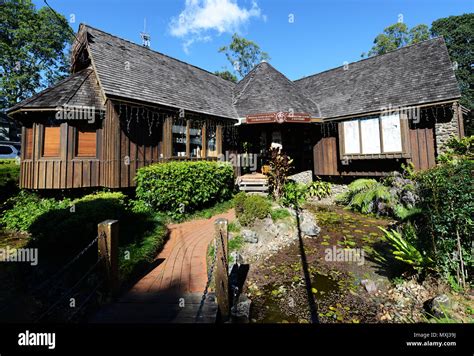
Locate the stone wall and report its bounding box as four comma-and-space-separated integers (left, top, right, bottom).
434, 104, 461, 155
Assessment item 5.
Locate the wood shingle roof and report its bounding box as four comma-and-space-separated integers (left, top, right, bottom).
294, 37, 461, 119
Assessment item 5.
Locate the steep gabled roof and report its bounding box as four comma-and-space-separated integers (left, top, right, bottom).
8, 67, 104, 113
233, 61, 321, 117
82, 24, 238, 119
294, 37, 461, 119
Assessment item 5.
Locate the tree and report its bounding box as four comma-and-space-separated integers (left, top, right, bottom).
214, 70, 238, 83
219, 33, 270, 79
364, 22, 430, 57
0, 0, 73, 110
431, 14, 474, 117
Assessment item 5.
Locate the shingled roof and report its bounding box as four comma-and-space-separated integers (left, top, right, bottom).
9, 67, 104, 112
294, 37, 461, 119
83, 24, 237, 119
233, 61, 321, 117
8, 26, 461, 122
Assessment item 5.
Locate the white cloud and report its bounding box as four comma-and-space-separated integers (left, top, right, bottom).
170, 0, 262, 52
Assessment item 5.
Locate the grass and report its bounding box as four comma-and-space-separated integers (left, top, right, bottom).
119, 222, 168, 283
270, 208, 291, 221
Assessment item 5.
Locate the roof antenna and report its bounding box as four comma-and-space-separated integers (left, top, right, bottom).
140, 18, 151, 48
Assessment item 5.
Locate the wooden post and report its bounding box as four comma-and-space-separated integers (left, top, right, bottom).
98, 219, 119, 295
214, 218, 230, 321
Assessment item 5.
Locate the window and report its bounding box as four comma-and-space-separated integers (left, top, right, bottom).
189, 121, 203, 158
0, 146, 13, 155
172, 122, 187, 157
207, 124, 218, 157
42, 126, 60, 157
76, 128, 97, 157
341, 113, 404, 157
25, 128, 33, 159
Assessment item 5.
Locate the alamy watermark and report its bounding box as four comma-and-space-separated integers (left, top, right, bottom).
55, 104, 97, 124
381, 103, 421, 124
325, 246, 365, 266
218, 151, 258, 172
0, 246, 38, 266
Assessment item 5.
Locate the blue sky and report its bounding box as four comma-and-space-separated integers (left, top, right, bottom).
35, 0, 472, 80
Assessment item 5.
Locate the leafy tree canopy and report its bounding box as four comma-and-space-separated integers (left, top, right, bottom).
363, 22, 430, 57
219, 33, 270, 79
214, 70, 238, 83
431, 13, 474, 112
0, 0, 73, 110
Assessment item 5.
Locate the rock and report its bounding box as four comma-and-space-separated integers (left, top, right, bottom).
299, 210, 321, 236
241, 229, 258, 243
425, 294, 451, 318
231, 296, 252, 323
288, 170, 313, 185
361, 279, 378, 294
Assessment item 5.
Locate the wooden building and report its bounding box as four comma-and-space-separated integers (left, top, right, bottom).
7, 24, 465, 189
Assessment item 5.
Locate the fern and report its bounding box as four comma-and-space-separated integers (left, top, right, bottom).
337, 179, 392, 214
379, 227, 433, 271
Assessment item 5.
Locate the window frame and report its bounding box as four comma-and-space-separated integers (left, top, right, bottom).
41, 125, 61, 158
338, 113, 410, 160
74, 127, 98, 159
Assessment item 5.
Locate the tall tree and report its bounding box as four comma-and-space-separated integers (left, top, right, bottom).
219, 33, 270, 79
214, 70, 238, 83
0, 0, 73, 110
431, 14, 473, 115
364, 22, 430, 57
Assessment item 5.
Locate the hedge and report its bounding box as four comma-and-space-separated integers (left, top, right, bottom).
135, 161, 235, 218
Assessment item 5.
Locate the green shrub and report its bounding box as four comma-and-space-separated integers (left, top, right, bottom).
281, 181, 307, 208
270, 207, 291, 221
0, 159, 20, 203
307, 178, 332, 200
0, 191, 69, 232
437, 135, 474, 163
135, 161, 234, 219
415, 159, 473, 289
234, 192, 271, 226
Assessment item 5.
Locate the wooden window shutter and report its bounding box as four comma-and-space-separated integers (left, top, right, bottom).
42, 127, 61, 157
76, 129, 97, 157
25, 128, 33, 159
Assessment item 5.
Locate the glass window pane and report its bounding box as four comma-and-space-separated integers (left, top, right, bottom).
207, 124, 217, 157
190, 121, 203, 158
360, 118, 381, 154
172, 121, 187, 157
381, 113, 402, 152
343, 120, 360, 154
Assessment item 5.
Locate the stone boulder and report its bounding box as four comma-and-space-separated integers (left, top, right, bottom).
298, 210, 321, 237
424, 294, 451, 318
231, 295, 252, 323
241, 229, 258, 243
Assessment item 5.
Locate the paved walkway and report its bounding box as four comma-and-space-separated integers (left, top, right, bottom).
91, 209, 235, 323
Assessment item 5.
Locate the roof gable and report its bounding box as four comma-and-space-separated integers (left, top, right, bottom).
233, 62, 321, 117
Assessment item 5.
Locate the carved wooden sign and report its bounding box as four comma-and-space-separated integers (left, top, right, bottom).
246, 112, 311, 124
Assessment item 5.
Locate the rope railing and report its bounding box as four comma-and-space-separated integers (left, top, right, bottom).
0, 220, 119, 322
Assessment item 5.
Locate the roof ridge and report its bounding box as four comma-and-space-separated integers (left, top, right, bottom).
294, 36, 445, 83
79, 23, 236, 87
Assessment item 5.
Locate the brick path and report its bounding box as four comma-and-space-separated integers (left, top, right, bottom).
91, 209, 235, 323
